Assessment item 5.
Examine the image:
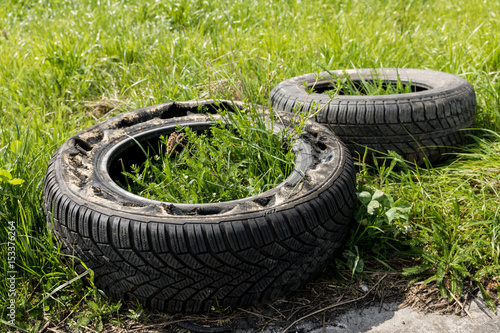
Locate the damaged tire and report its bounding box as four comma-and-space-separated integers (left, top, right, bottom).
42, 100, 356, 313
270, 68, 477, 165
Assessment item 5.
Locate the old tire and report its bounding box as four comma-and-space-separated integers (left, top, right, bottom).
270, 68, 477, 165
42, 100, 356, 313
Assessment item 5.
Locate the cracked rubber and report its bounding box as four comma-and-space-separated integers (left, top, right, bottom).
270, 68, 477, 165
42, 99, 356, 313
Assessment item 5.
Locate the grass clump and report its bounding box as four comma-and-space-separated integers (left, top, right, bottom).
119, 108, 295, 204
308, 70, 415, 97
344, 142, 500, 311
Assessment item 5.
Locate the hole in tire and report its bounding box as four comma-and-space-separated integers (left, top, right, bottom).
317, 141, 327, 150
74, 138, 92, 152
117, 118, 134, 128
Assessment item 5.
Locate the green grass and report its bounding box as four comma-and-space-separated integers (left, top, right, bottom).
350, 137, 500, 309
118, 107, 295, 204
309, 70, 415, 96
1, 0, 500, 330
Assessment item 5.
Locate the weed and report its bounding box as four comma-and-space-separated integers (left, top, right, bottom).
347, 146, 500, 310
338, 185, 412, 276
118, 105, 296, 203
210, 299, 232, 314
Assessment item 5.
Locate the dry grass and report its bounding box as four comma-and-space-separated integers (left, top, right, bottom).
82, 95, 133, 121
197, 79, 244, 101
38, 261, 498, 333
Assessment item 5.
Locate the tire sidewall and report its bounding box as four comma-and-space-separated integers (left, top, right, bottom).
52, 101, 351, 224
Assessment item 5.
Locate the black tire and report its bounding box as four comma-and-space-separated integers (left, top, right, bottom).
270, 68, 477, 165
42, 100, 356, 313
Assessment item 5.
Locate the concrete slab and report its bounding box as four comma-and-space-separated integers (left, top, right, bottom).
236, 298, 499, 333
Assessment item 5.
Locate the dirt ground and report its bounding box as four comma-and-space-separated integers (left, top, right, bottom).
43, 257, 499, 333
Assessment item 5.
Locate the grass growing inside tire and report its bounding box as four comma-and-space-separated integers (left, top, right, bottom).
310, 70, 416, 96
118, 109, 296, 203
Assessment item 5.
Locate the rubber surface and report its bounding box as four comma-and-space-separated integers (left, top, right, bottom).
42, 100, 356, 313
270, 68, 477, 165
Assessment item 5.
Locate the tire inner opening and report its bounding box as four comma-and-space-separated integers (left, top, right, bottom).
107, 123, 296, 205
108, 123, 215, 194
307, 79, 429, 95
